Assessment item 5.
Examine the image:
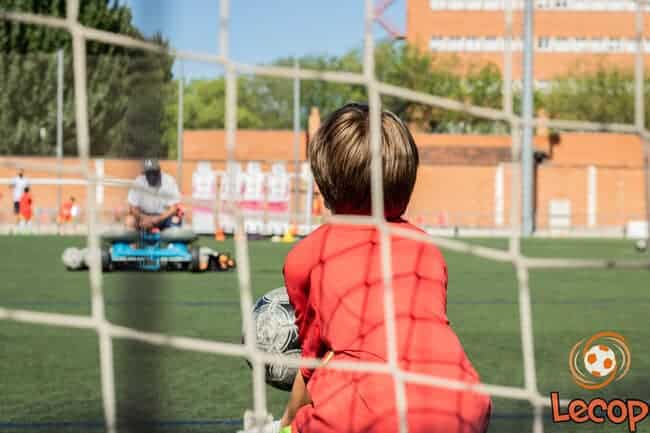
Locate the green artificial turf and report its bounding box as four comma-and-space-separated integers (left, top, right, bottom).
0, 235, 648, 433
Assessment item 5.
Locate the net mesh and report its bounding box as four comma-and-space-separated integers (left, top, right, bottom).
1, 1, 650, 433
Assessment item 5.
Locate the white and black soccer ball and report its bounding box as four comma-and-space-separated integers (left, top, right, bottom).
635, 238, 648, 252
79, 248, 90, 268
244, 287, 300, 391
62, 247, 84, 270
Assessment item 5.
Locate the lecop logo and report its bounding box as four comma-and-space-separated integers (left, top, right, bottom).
551, 332, 648, 432
569, 331, 631, 390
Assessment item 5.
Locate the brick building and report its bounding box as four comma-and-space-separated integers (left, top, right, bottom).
407, 0, 650, 82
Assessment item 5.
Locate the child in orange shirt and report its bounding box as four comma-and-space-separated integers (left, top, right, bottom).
58, 196, 76, 224
19, 187, 33, 227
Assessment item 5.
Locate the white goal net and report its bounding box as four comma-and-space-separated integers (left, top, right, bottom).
1, 1, 650, 433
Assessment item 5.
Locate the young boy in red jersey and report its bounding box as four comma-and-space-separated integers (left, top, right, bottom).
19, 186, 33, 227
58, 196, 75, 224
273, 103, 491, 433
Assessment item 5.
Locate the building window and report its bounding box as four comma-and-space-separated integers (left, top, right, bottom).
466, 37, 482, 51
625, 40, 637, 53
537, 37, 550, 51
482, 37, 495, 51
431, 35, 650, 53
449, 36, 464, 51
429, 0, 446, 10
484, 0, 502, 10
555, 37, 570, 51
468, 0, 483, 9
430, 0, 644, 10
448, 0, 463, 10
430, 37, 445, 51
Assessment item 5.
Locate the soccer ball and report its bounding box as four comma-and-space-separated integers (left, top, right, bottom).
584, 344, 617, 378
62, 247, 84, 270
79, 247, 89, 268
635, 238, 648, 252
244, 287, 300, 391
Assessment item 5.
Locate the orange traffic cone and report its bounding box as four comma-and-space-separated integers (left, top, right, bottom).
215, 228, 225, 241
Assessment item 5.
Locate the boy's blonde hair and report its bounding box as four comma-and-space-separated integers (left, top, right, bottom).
308, 103, 419, 219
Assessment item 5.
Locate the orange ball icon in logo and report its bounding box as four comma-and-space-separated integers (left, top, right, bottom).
584, 344, 616, 378
569, 331, 631, 390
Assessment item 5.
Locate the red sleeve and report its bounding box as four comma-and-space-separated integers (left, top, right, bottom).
283, 245, 311, 338
417, 243, 449, 317
299, 323, 327, 381
283, 235, 328, 381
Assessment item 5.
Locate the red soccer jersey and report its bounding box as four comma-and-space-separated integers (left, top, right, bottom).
284, 221, 491, 433
19, 192, 32, 220
59, 200, 73, 222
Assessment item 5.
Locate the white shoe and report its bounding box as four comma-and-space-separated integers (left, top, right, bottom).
237, 410, 281, 433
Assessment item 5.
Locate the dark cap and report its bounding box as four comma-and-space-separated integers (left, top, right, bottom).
143, 158, 160, 172
143, 159, 162, 187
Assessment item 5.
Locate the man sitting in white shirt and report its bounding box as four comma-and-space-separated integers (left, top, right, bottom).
126, 159, 182, 230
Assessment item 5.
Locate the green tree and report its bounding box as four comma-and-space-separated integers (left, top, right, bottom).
162, 41, 509, 140
179, 77, 276, 129
543, 66, 643, 126
374, 42, 460, 130
271, 43, 506, 133
110, 33, 174, 158
233, 53, 365, 130
0, 0, 173, 157
445, 62, 506, 133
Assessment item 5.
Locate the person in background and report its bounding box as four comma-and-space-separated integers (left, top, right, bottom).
58, 196, 78, 225
70, 198, 80, 221
126, 159, 182, 230
19, 186, 33, 228
9, 169, 28, 224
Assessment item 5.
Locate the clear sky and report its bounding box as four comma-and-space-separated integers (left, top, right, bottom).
122, 0, 405, 79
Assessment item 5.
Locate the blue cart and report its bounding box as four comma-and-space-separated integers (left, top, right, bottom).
101, 228, 200, 272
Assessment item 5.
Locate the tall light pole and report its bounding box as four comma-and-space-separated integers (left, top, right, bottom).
292, 59, 301, 227
521, 0, 535, 236
177, 61, 184, 188
56, 49, 64, 213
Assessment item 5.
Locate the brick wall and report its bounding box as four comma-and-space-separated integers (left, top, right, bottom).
409, 165, 497, 226
0, 130, 646, 229
183, 130, 307, 162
